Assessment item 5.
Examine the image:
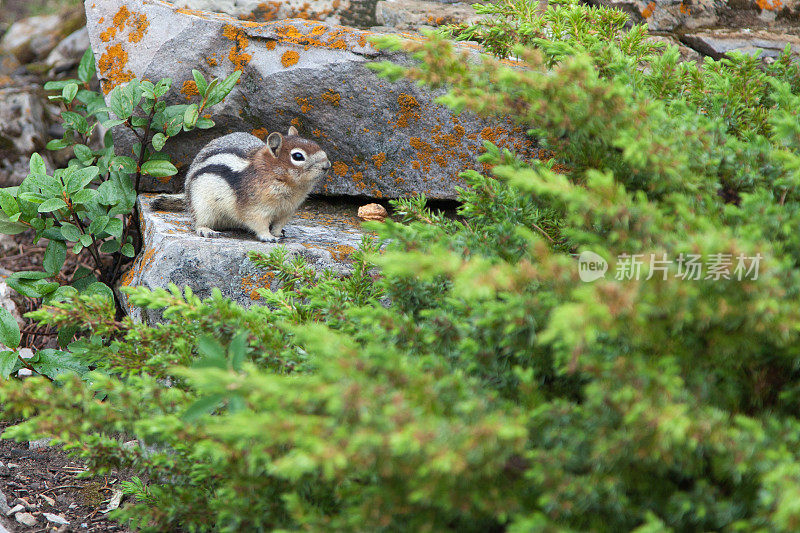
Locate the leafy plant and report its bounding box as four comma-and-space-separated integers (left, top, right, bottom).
0, 50, 240, 376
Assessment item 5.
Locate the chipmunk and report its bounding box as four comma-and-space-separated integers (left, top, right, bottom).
151, 126, 330, 242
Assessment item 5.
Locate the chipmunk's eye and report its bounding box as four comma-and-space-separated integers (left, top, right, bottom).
291, 151, 306, 162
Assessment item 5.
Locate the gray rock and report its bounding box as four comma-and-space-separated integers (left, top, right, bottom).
119, 195, 374, 323
1, 15, 62, 62
85, 0, 536, 200
0, 85, 52, 187
0, 12, 84, 63
42, 512, 70, 526
590, 0, 799, 31
681, 29, 800, 60
169, 0, 352, 24
0, 520, 10, 533
647, 35, 703, 63
27, 438, 51, 450
0, 489, 10, 515
14, 512, 37, 527
588, 0, 726, 31
376, 0, 484, 30
5, 504, 23, 517
45, 27, 91, 73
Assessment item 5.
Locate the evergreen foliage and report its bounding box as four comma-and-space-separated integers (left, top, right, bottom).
1, 1, 800, 531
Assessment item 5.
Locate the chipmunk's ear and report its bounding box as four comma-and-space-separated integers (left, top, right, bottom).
287, 125, 298, 136
266, 132, 283, 157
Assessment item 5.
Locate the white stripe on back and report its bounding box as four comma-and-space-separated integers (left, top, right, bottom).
199, 152, 251, 173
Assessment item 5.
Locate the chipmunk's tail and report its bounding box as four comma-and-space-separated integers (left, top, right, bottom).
150, 194, 185, 211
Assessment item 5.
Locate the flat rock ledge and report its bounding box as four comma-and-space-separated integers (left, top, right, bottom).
85, 0, 536, 200
119, 195, 371, 323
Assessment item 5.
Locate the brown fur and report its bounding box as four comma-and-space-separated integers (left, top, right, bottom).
149, 127, 330, 242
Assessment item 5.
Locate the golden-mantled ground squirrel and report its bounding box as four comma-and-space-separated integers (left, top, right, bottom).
151, 126, 330, 242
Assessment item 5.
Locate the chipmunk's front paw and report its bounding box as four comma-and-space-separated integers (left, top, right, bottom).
257, 233, 280, 243
197, 227, 221, 238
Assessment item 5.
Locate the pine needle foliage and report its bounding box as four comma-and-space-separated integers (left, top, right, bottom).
1, 1, 800, 531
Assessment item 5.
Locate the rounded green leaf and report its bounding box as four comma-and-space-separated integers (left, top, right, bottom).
192, 70, 208, 96
62, 83, 78, 103
0, 190, 19, 218
195, 117, 215, 129
46, 139, 69, 151
141, 160, 178, 178
151, 132, 167, 152
29, 153, 47, 177
78, 48, 95, 84
73, 144, 94, 164
43, 239, 67, 274
60, 222, 82, 242
84, 282, 115, 305
183, 104, 199, 129
0, 307, 21, 349
99, 239, 121, 254
38, 198, 67, 213
0, 350, 18, 379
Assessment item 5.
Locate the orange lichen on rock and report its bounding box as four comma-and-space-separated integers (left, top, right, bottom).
243, 1, 281, 21
480, 125, 508, 143
128, 12, 149, 42
394, 93, 420, 128
320, 89, 340, 106
181, 79, 199, 101
295, 97, 313, 113
113, 6, 131, 28
100, 25, 117, 41
100, 6, 149, 43
641, 1, 656, 18
281, 50, 300, 67
265, 40, 277, 50
290, 117, 301, 127
351, 171, 367, 191
756, 0, 782, 9
273, 22, 365, 53
98, 43, 134, 93
205, 54, 218, 66
371, 152, 386, 169
332, 161, 349, 176
241, 272, 275, 300
223, 24, 252, 71
325, 244, 355, 261
408, 137, 438, 172
252, 127, 269, 139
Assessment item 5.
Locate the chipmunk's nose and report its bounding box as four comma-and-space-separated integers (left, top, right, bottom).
320, 152, 331, 170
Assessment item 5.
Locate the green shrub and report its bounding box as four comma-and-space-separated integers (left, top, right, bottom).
0, 51, 239, 379
2, 2, 800, 531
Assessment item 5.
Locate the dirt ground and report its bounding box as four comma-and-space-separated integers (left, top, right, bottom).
0, 233, 130, 533
0, 421, 130, 532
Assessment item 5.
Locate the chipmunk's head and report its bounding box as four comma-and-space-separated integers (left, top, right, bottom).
263, 126, 330, 186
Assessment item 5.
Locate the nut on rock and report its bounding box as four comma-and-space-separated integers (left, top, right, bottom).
357, 203, 388, 222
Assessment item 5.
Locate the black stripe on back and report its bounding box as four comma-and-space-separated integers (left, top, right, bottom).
194, 147, 252, 165
191, 164, 246, 190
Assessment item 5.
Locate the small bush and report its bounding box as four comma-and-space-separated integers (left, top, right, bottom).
0, 52, 239, 379
2, 1, 800, 531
